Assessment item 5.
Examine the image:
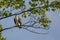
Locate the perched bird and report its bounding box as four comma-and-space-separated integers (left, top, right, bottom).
14, 15, 22, 28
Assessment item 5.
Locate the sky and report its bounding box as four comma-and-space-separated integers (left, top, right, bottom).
0, 0, 60, 40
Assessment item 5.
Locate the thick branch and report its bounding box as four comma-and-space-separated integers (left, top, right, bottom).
0, 25, 33, 32
0, 26, 16, 32
0, 24, 49, 32
0, 5, 50, 20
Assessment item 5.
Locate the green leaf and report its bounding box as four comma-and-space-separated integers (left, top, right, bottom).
0, 25, 3, 31
15, 4, 20, 8
46, 18, 51, 23
45, 0, 49, 6
41, 23, 48, 27
0, 0, 25, 8
22, 12, 28, 18
31, 0, 38, 2
52, 8, 56, 11
29, 1, 37, 7
39, 8, 46, 16
40, 17, 51, 23
50, 1, 60, 10
2, 12, 8, 17
30, 9, 37, 14
39, 17, 45, 23
0, 25, 2, 37
8, 13, 12, 16
15, 0, 23, 2
1, 37, 6, 40
2, 11, 12, 17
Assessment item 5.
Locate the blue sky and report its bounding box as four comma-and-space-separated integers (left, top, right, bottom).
0, 0, 60, 40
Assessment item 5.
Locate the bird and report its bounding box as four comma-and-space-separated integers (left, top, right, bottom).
14, 15, 22, 28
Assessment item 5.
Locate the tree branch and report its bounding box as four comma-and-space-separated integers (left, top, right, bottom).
0, 24, 49, 32
0, 5, 50, 20
0, 26, 16, 32
22, 24, 49, 30
23, 27, 48, 34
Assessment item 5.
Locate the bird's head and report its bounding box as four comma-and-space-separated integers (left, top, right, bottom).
15, 15, 19, 19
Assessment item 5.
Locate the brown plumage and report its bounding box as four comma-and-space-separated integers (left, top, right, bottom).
14, 15, 22, 28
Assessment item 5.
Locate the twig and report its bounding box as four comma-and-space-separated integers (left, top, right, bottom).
23, 27, 48, 34
22, 25, 49, 30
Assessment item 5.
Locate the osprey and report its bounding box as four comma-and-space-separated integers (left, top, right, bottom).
14, 15, 22, 28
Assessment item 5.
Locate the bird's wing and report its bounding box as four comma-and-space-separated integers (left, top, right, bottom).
18, 18, 22, 25
14, 18, 16, 24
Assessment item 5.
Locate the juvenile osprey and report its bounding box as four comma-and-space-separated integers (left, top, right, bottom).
14, 15, 22, 28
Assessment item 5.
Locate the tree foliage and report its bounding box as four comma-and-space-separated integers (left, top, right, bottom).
0, 25, 6, 40
0, 0, 60, 40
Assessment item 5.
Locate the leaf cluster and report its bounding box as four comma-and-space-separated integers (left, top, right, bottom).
0, 25, 6, 40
